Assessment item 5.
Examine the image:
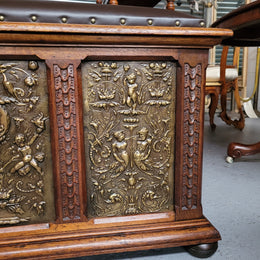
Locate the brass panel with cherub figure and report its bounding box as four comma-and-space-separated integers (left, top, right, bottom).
0, 61, 55, 225
82, 61, 176, 217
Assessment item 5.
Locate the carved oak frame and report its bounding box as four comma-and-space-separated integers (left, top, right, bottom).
0, 23, 231, 259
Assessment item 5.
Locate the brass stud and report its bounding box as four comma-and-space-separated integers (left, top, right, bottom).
147, 19, 153, 25
31, 15, 37, 22
61, 17, 68, 23
28, 61, 39, 71
175, 20, 180, 26
0, 15, 5, 22
200, 21, 205, 27
90, 17, 96, 24
120, 18, 126, 25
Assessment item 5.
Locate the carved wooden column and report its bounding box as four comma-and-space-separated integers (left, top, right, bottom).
167, 0, 175, 10
174, 50, 208, 221
46, 59, 87, 223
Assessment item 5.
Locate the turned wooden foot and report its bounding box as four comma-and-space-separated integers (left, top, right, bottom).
185, 242, 218, 258
227, 141, 260, 162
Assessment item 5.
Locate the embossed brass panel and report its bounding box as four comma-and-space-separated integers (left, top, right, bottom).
0, 61, 55, 225
82, 61, 176, 217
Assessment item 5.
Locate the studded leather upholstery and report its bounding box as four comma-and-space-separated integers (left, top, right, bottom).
0, 0, 205, 27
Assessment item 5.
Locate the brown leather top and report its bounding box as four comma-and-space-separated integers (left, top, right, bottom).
0, 0, 204, 27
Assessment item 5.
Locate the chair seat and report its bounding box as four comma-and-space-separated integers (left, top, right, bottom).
205, 46, 244, 130
206, 65, 238, 82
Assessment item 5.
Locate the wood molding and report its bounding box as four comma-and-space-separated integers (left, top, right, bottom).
46, 59, 87, 223
0, 217, 220, 260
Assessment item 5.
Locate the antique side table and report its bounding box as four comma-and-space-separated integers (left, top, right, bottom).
0, 1, 231, 259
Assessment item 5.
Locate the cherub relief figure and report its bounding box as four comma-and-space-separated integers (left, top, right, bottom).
125, 73, 138, 112
10, 133, 43, 176
112, 130, 129, 174
134, 127, 152, 171
10, 113, 47, 176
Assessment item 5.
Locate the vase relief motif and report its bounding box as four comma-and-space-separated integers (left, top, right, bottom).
0, 61, 55, 225
82, 61, 176, 217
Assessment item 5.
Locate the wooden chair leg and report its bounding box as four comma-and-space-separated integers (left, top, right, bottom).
232, 79, 245, 130
220, 83, 230, 124
208, 92, 219, 130
227, 141, 260, 161
220, 81, 245, 130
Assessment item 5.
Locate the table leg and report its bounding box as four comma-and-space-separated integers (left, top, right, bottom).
226, 141, 260, 163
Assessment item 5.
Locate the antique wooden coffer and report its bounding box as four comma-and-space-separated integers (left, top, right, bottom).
0, 1, 232, 259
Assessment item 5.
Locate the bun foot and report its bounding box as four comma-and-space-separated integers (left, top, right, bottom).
185, 242, 218, 258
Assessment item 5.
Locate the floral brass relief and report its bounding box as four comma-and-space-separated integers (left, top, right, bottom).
83, 61, 176, 217
0, 61, 55, 225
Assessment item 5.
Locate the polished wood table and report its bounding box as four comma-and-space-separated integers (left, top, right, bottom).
212, 0, 260, 162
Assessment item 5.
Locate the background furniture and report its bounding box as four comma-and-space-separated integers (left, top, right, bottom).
212, 0, 260, 161
97, 0, 176, 9
96, 0, 161, 7
0, 0, 231, 259
205, 46, 244, 130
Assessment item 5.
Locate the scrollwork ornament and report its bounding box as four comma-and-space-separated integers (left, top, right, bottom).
0, 61, 54, 226
83, 61, 176, 217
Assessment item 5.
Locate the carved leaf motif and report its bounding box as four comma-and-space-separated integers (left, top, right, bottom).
53, 64, 81, 221
182, 63, 202, 211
